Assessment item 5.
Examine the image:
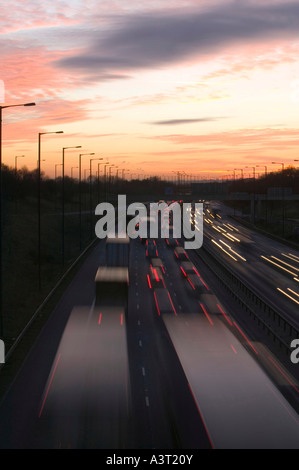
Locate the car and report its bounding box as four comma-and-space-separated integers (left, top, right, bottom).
151, 258, 165, 274
153, 289, 177, 316
186, 273, 206, 294
165, 237, 178, 248
180, 261, 195, 278
146, 240, 159, 259
174, 247, 189, 261
147, 266, 165, 289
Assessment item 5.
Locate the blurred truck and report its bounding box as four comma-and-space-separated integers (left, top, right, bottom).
106, 234, 130, 267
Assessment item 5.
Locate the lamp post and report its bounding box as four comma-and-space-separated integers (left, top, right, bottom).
272, 162, 285, 171
15, 155, 25, 176
62, 146, 81, 265
245, 166, 256, 224
97, 161, 104, 203
109, 166, 117, 196
89, 158, 103, 239
234, 168, 244, 179
256, 165, 267, 176
103, 163, 110, 201
256, 165, 268, 226
38, 130, 64, 290
55, 163, 62, 179
271, 162, 285, 237
78, 153, 94, 251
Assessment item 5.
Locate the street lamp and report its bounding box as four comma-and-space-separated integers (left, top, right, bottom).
89, 157, 103, 239
256, 165, 267, 177
234, 168, 244, 179
271, 162, 286, 237
15, 155, 25, 175
272, 162, 285, 171
0, 103, 35, 333
256, 165, 268, 225
245, 166, 256, 224
97, 161, 106, 203
78, 153, 94, 251
62, 146, 81, 265
103, 163, 110, 202
38, 131, 64, 289
55, 163, 62, 179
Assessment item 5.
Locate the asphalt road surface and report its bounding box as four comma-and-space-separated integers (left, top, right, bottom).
0, 220, 298, 449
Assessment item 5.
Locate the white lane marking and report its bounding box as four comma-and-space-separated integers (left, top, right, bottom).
145, 397, 150, 407
137, 304, 140, 310
139, 340, 143, 347
138, 320, 141, 325
142, 367, 146, 376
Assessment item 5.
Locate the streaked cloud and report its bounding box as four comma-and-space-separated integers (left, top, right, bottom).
149, 117, 225, 126
56, 2, 299, 78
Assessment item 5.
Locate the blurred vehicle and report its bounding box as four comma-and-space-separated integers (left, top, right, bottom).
95, 267, 129, 314
146, 240, 159, 259
165, 237, 178, 248
148, 266, 165, 289
153, 289, 177, 316
151, 257, 165, 273
174, 246, 189, 261
180, 260, 196, 278
106, 234, 130, 267
187, 273, 206, 294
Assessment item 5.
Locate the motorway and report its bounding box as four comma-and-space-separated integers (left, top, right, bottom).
0, 207, 298, 448
200, 202, 299, 328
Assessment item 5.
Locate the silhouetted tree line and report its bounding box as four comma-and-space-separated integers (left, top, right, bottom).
1, 166, 172, 204
228, 167, 299, 195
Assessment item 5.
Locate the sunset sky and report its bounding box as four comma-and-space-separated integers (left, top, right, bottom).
1, 0, 299, 179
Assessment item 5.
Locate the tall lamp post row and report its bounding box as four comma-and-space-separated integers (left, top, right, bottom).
0, 102, 36, 336
0, 100, 115, 338
227, 162, 288, 229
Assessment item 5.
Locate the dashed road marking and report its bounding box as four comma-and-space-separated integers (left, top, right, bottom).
145, 397, 150, 407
